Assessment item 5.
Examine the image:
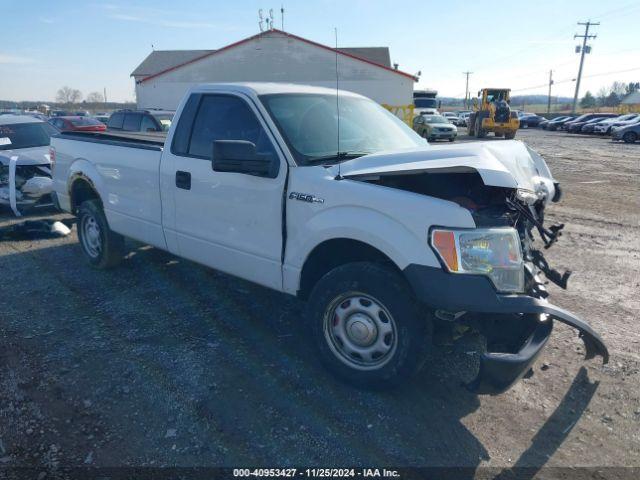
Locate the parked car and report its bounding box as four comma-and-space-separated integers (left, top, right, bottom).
93, 115, 111, 125
49, 116, 106, 132
107, 109, 174, 133
413, 114, 457, 141
567, 114, 618, 133
581, 117, 613, 134
518, 113, 544, 128
563, 113, 613, 131
24, 112, 49, 122
51, 83, 608, 393
442, 112, 461, 125
0, 115, 57, 215
73, 111, 91, 117
546, 116, 575, 131
612, 122, 640, 143
594, 114, 640, 135
50, 110, 70, 117
541, 116, 572, 130
457, 112, 472, 127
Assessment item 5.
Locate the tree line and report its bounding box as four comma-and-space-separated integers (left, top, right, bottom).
55, 86, 106, 105
580, 81, 639, 109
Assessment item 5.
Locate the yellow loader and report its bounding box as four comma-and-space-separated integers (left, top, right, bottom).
467, 88, 519, 139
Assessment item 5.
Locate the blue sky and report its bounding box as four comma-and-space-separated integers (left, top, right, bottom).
1, 0, 639, 102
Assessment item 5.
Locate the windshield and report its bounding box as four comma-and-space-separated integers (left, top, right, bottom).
260, 94, 425, 165
422, 115, 448, 124
414, 98, 437, 108
0, 122, 56, 150
152, 113, 174, 131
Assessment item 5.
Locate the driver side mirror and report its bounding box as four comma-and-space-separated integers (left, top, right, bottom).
211, 140, 278, 178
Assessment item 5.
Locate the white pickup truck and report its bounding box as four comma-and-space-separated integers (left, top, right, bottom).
51, 83, 608, 394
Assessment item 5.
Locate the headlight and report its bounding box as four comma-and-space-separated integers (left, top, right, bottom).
430, 228, 524, 293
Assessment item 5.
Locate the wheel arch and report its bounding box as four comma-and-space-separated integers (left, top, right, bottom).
297, 238, 402, 300
69, 173, 101, 213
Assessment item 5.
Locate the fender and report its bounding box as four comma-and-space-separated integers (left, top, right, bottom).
66, 158, 106, 210
283, 205, 444, 294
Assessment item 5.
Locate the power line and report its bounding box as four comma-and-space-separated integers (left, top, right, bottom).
572, 20, 599, 113
511, 67, 640, 94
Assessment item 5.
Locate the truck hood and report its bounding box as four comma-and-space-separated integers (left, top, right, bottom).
0, 146, 51, 166
338, 140, 556, 201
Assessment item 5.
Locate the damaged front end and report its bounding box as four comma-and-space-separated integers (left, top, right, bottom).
342, 142, 609, 394
0, 155, 54, 217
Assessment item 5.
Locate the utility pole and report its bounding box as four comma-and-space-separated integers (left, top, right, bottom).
572, 20, 599, 114
463, 71, 473, 109
103, 87, 107, 104
547, 70, 553, 114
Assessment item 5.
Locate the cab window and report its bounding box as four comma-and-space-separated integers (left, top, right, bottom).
123, 113, 142, 131
187, 95, 276, 160
108, 112, 124, 130
140, 115, 158, 132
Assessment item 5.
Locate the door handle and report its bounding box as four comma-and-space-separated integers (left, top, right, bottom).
175, 171, 191, 190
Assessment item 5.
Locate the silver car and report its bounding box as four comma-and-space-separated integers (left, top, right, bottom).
612, 121, 640, 143
0, 115, 57, 216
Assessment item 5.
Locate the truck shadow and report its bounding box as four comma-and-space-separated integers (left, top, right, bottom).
0, 239, 599, 471
494, 367, 599, 479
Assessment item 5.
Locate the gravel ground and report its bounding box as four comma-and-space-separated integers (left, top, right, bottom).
0, 128, 638, 478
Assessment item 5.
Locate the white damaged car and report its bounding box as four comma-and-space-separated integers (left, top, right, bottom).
0, 115, 57, 216
51, 83, 608, 393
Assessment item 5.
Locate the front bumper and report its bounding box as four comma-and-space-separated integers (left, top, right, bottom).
403, 265, 609, 394
430, 131, 457, 139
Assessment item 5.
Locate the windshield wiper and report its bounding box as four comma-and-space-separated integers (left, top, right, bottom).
307, 151, 370, 164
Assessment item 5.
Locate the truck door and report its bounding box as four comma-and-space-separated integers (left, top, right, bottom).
160, 93, 287, 290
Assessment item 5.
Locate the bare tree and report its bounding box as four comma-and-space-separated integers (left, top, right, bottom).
86, 91, 104, 103
610, 81, 627, 97
56, 86, 83, 104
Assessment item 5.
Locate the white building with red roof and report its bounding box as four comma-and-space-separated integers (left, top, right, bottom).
131, 29, 416, 110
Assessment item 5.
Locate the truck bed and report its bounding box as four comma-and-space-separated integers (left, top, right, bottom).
55, 131, 166, 150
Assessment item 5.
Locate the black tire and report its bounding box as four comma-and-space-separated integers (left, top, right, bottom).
623, 131, 638, 143
467, 113, 476, 136
448, 137, 455, 142
476, 118, 487, 138
77, 199, 124, 269
504, 131, 516, 139
307, 262, 431, 389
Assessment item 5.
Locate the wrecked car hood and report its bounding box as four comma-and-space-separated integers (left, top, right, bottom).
0, 146, 51, 166
339, 140, 556, 201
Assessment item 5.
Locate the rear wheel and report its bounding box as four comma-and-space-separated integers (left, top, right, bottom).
307, 262, 430, 389
623, 131, 638, 143
77, 199, 124, 269
505, 131, 517, 139
476, 119, 487, 138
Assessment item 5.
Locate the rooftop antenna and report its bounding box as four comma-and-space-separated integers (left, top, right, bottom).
258, 9, 264, 32
281, 5, 284, 30
335, 27, 342, 180
269, 9, 275, 29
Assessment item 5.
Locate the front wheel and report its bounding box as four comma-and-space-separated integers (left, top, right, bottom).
623, 131, 638, 143
77, 199, 125, 269
307, 262, 430, 389
504, 131, 516, 139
